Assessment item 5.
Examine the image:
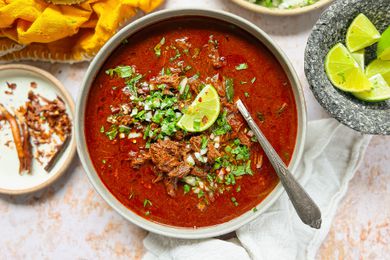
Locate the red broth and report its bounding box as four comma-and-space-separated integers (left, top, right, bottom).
85, 17, 298, 227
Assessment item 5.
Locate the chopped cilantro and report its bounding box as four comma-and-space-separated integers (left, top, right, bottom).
143, 199, 152, 207
105, 125, 118, 140
118, 125, 131, 135
225, 77, 234, 103
105, 65, 133, 78
251, 77, 257, 84
201, 136, 208, 149
170, 49, 181, 62
212, 111, 232, 136
100, 126, 105, 133
231, 197, 239, 206
194, 119, 201, 131
184, 184, 191, 194
197, 190, 204, 198
244, 92, 250, 98
154, 37, 166, 57
253, 207, 258, 213
236, 63, 248, 71
145, 211, 151, 216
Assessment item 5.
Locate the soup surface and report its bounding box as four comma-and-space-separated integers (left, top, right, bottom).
85, 17, 298, 227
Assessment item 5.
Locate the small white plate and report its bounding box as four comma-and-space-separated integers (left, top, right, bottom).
0, 64, 76, 195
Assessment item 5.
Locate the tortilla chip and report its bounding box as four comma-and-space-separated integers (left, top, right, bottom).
0, 0, 164, 62
0, 38, 25, 57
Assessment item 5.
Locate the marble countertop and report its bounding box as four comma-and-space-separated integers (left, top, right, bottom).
0, 0, 389, 259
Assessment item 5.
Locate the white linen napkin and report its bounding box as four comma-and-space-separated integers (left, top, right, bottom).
143, 119, 372, 260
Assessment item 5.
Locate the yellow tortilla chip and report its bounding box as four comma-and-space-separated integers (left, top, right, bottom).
0, 0, 164, 62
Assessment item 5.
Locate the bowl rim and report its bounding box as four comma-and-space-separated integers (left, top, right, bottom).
76, 8, 307, 239
0, 64, 76, 195
231, 0, 334, 16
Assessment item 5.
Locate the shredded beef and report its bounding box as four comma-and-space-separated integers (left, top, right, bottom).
151, 74, 180, 89
168, 162, 192, 178
189, 136, 202, 152
191, 167, 207, 177
238, 131, 252, 147
150, 140, 183, 173
207, 37, 226, 69
164, 177, 178, 197
207, 143, 221, 163
227, 113, 244, 133
129, 150, 150, 169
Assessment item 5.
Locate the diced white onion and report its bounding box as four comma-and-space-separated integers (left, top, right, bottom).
183, 176, 197, 186
144, 103, 151, 111
214, 143, 220, 149
194, 152, 202, 161
247, 130, 254, 137
130, 108, 138, 116
178, 77, 188, 94
226, 167, 231, 173
210, 133, 215, 140
186, 155, 195, 166
119, 133, 125, 139
128, 132, 141, 139
200, 148, 208, 155
175, 112, 182, 118
214, 136, 220, 143
145, 111, 152, 122
198, 181, 205, 189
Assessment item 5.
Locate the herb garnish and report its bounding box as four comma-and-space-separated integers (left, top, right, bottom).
105, 65, 133, 78
236, 63, 248, 71
212, 111, 232, 136
251, 77, 257, 84
225, 77, 234, 103
154, 37, 166, 57
143, 199, 152, 207
231, 197, 239, 206
184, 184, 191, 194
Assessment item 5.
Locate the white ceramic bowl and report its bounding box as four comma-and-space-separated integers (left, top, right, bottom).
76, 9, 307, 239
231, 0, 333, 16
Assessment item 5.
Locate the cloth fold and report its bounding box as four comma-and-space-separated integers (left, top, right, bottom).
0, 0, 164, 62
143, 119, 372, 260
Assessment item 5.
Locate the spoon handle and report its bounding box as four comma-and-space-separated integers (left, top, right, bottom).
236, 100, 322, 229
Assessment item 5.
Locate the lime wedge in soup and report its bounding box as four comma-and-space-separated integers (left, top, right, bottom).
346, 13, 381, 52
377, 26, 390, 61
325, 43, 372, 92
177, 84, 220, 132
353, 74, 390, 102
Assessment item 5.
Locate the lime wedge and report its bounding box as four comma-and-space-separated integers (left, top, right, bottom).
353, 74, 390, 102
366, 59, 390, 85
346, 13, 381, 52
325, 43, 372, 92
351, 49, 365, 70
377, 26, 390, 60
177, 84, 220, 132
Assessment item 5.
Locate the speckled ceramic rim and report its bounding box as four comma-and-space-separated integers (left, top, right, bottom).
76, 9, 307, 239
231, 0, 333, 16
0, 64, 76, 195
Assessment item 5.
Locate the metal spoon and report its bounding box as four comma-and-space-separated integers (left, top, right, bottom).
236, 99, 322, 229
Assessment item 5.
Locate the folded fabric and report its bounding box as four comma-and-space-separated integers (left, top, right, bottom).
0, 0, 164, 62
143, 119, 372, 260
